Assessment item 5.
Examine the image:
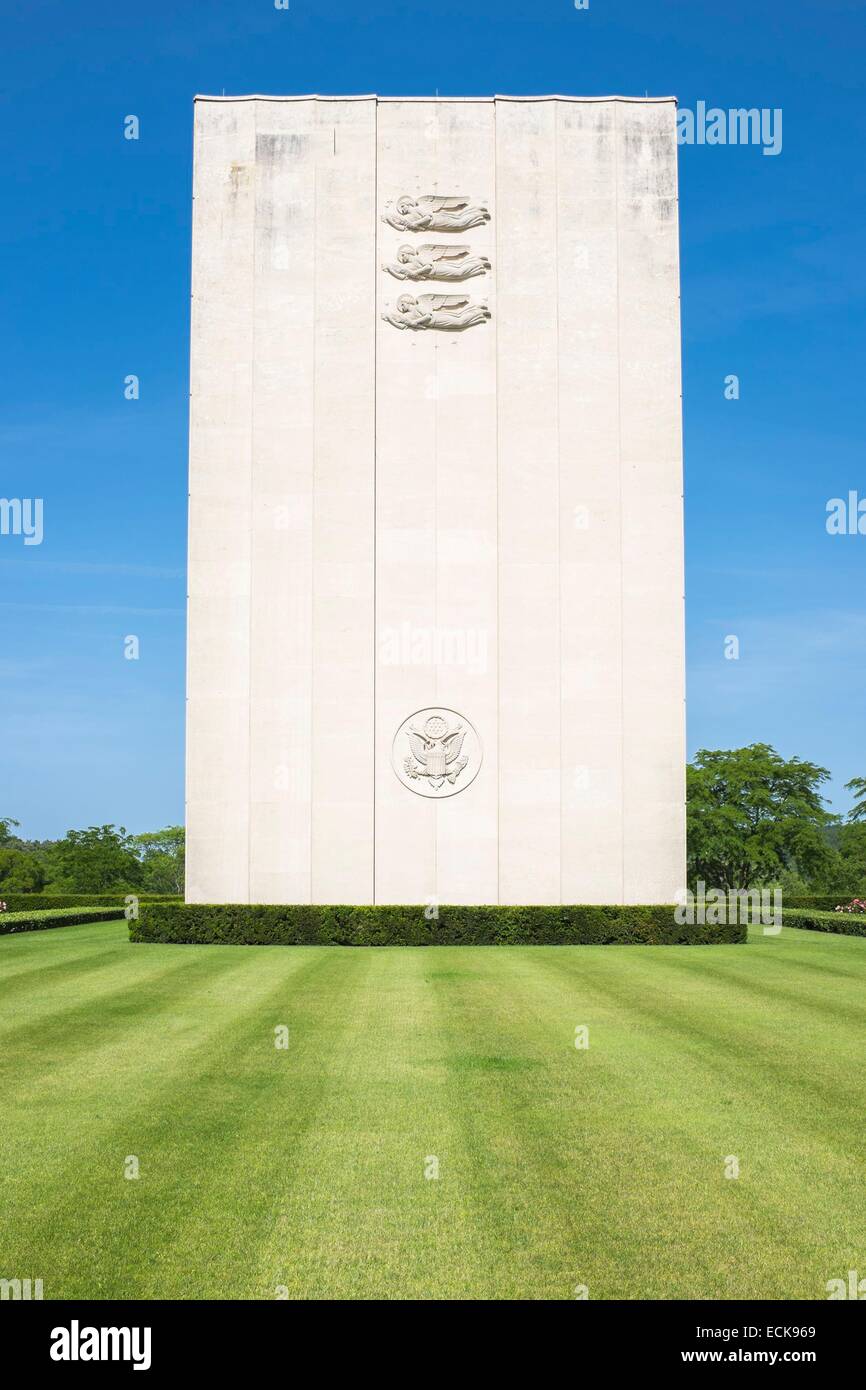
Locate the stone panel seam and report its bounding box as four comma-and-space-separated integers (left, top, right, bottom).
614, 100, 626, 905
246, 99, 258, 905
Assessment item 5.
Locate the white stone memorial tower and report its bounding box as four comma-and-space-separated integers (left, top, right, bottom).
186, 94, 685, 905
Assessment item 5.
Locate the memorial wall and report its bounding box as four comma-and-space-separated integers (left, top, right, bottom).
186, 94, 685, 905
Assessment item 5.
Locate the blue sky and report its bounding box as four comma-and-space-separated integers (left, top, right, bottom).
2, 0, 864, 838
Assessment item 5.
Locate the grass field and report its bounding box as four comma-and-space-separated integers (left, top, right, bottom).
1, 920, 864, 1300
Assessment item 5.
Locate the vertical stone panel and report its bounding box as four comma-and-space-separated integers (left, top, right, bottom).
615, 101, 686, 902
186, 100, 256, 902
310, 99, 377, 903
248, 99, 317, 904
428, 103, 497, 905
374, 101, 439, 904
557, 100, 624, 903
374, 102, 498, 905
496, 100, 561, 904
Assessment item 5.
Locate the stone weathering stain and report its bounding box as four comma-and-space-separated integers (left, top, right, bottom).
185, 95, 685, 906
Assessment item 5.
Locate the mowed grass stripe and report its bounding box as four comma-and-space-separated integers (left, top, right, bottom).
0, 949, 259, 1077
427, 946, 737, 1300
420, 947, 756, 1299
1, 922, 865, 1299
523, 941, 866, 1296
364, 942, 854, 1299
67, 947, 377, 1299
539, 937, 866, 1140
532, 937, 865, 1160
0, 919, 131, 987
0, 918, 240, 1031
253, 948, 490, 1300
657, 927, 866, 1028
0, 933, 353, 1297
425, 949, 598, 1299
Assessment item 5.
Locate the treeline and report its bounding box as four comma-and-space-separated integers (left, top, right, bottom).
2, 744, 864, 899
0, 821, 184, 895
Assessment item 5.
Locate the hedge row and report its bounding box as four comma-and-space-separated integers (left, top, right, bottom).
131, 903, 746, 947
0, 893, 181, 913
783, 908, 866, 938
781, 894, 866, 911
0, 906, 126, 936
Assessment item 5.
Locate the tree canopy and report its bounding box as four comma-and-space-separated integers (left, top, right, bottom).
0, 820, 187, 896
845, 777, 866, 824
0, 847, 46, 893
132, 827, 185, 895
687, 744, 834, 890
0, 817, 21, 846
49, 825, 144, 894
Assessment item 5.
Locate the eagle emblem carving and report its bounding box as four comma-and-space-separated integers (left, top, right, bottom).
404, 715, 469, 790
392, 708, 482, 798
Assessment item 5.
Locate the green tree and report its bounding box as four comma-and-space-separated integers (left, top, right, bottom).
844, 776, 866, 823
50, 825, 143, 894
0, 848, 46, 893
132, 826, 185, 895
828, 822, 866, 895
0, 817, 21, 846
687, 744, 834, 891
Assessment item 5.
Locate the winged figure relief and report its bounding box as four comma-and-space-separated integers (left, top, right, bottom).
381, 195, 491, 233
382, 293, 490, 332
383, 243, 491, 282
404, 715, 469, 790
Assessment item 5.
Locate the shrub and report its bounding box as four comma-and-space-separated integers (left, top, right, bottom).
782, 908, 866, 938
782, 894, 866, 911
131, 903, 747, 947
0, 906, 126, 937
0, 893, 181, 913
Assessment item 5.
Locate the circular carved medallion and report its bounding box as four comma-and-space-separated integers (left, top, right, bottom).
392, 707, 482, 799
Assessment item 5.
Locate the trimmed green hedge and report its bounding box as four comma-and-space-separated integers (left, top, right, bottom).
783, 908, 866, 938
0, 906, 126, 936
781, 895, 866, 911
131, 903, 746, 947
0, 893, 181, 913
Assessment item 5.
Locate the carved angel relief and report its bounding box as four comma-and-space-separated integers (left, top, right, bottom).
381, 293, 490, 332
381, 195, 490, 233
383, 243, 491, 282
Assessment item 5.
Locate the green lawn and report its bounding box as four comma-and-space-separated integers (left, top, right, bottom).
1, 920, 864, 1300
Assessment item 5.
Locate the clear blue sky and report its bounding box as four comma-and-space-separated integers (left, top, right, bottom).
2, 0, 864, 839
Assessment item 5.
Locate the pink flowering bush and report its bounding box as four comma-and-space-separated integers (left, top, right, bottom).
835, 898, 866, 914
